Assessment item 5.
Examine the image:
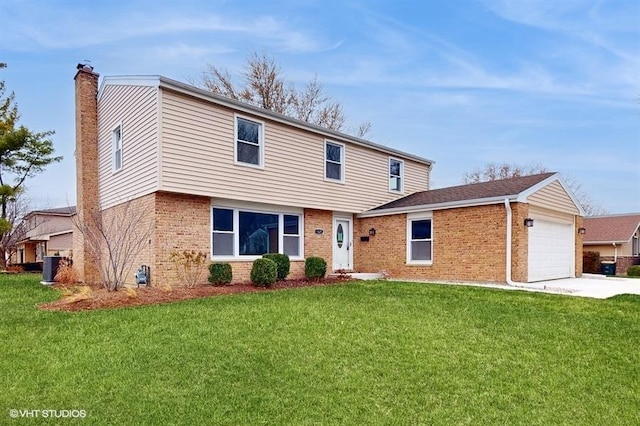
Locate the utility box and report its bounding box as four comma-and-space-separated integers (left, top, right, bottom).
42, 256, 62, 285
600, 262, 616, 276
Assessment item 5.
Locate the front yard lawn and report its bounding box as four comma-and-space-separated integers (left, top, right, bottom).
1, 274, 639, 425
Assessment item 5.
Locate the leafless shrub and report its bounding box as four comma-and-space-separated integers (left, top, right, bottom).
73, 198, 153, 291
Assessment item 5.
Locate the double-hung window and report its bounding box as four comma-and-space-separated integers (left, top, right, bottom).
325, 141, 344, 182
235, 116, 263, 167
212, 207, 302, 258
389, 158, 403, 193
112, 124, 122, 172
407, 215, 432, 264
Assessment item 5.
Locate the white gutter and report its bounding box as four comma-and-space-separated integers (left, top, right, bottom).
613, 243, 618, 262
358, 195, 519, 218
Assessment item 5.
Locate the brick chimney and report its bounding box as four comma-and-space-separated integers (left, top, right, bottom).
73, 64, 101, 283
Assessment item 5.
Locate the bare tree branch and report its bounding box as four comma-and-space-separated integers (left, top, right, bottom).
194, 51, 370, 137
462, 162, 607, 215
73, 198, 153, 291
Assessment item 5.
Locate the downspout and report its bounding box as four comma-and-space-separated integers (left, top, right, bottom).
613, 243, 617, 263
504, 199, 524, 286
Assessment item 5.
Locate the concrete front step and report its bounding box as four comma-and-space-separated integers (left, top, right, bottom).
329, 272, 386, 280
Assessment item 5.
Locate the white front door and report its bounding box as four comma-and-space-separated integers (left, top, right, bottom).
333, 218, 352, 271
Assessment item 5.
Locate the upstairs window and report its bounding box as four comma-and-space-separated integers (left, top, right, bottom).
325, 141, 344, 182
236, 117, 263, 167
389, 158, 404, 193
112, 124, 122, 171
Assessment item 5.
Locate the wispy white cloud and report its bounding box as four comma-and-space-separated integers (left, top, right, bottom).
0, 2, 336, 54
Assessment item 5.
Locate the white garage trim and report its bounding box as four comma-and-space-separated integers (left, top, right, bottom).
527, 210, 575, 282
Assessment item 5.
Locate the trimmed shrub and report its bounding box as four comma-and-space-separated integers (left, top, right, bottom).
583, 251, 600, 274
262, 253, 290, 280
251, 258, 277, 287
305, 257, 327, 281
208, 263, 232, 286
627, 265, 640, 277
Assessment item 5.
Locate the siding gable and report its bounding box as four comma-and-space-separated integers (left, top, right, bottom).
527, 180, 580, 215
98, 84, 159, 208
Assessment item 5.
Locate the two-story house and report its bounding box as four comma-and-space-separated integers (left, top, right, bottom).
11, 206, 75, 268
74, 65, 584, 285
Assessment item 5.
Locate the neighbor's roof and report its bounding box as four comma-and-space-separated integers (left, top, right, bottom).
362, 173, 557, 216
583, 213, 640, 244
28, 206, 77, 216
98, 75, 434, 167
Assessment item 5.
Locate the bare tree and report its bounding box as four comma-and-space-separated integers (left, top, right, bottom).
1, 194, 31, 267
73, 199, 153, 291
462, 162, 606, 216
194, 51, 371, 136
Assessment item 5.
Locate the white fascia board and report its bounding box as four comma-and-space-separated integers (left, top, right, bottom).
48, 230, 73, 238
584, 240, 629, 245
157, 76, 434, 167
98, 76, 161, 100
357, 195, 518, 218
517, 173, 586, 216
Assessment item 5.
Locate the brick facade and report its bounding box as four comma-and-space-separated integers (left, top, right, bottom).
355, 203, 534, 283
304, 209, 334, 267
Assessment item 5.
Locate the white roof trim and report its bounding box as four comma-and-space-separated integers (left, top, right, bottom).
516, 173, 586, 216
357, 195, 519, 218
583, 240, 628, 245
98, 76, 161, 100
359, 173, 586, 218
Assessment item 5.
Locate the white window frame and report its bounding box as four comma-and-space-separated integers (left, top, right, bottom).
324, 140, 345, 183
211, 203, 304, 261
633, 234, 639, 256
112, 123, 123, 172
406, 212, 433, 265
234, 115, 265, 168
389, 157, 404, 193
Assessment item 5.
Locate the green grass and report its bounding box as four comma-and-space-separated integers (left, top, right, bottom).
1, 274, 639, 425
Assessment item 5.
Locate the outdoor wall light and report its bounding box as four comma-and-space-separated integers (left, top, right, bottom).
578, 227, 586, 235
369, 228, 376, 236
524, 218, 534, 228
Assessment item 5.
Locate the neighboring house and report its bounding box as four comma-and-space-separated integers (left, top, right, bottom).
11, 206, 76, 266
583, 213, 640, 274
74, 65, 584, 285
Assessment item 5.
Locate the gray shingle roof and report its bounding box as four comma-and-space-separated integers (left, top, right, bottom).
31, 206, 77, 216
372, 172, 556, 211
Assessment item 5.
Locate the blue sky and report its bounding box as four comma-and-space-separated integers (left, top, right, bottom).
1, 0, 638, 213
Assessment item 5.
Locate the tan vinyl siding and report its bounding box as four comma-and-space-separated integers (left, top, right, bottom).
528, 181, 580, 215
98, 85, 159, 209
160, 89, 430, 213
529, 205, 575, 224
585, 243, 631, 257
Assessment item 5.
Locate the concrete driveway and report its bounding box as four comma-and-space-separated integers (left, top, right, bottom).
515, 274, 640, 299
415, 274, 640, 299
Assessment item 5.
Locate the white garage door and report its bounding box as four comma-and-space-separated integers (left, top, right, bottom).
528, 213, 575, 282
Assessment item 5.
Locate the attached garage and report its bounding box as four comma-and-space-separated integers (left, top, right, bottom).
356, 172, 585, 284
528, 209, 575, 281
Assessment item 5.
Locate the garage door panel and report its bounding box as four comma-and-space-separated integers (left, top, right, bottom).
528, 215, 574, 282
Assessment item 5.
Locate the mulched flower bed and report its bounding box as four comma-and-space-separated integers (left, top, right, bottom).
39, 277, 352, 312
